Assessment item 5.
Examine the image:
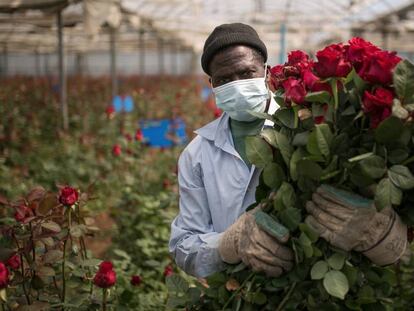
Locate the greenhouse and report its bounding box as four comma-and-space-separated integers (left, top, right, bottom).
1, 0, 414, 310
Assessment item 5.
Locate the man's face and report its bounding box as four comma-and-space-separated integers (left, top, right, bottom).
209, 45, 266, 88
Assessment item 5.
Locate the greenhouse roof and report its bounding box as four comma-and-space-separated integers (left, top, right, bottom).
0, 0, 413, 53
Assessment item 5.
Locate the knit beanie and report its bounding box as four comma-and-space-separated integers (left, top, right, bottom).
201, 23, 267, 75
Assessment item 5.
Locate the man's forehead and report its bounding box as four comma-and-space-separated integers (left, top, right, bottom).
210, 46, 256, 73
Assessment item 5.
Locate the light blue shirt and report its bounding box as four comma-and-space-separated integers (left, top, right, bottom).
169, 98, 278, 278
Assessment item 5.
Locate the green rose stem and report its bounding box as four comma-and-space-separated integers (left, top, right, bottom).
11, 232, 30, 305
275, 238, 300, 311
330, 79, 339, 111
62, 208, 72, 306
102, 288, 108, 311
20, 253, 31, 305
76, 204, 94, 296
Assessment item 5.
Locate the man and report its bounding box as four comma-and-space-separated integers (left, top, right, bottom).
169, 23, 409, 279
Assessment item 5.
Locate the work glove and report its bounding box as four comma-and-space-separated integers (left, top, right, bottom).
305, 184, 408, 266
218, 208, 294, 277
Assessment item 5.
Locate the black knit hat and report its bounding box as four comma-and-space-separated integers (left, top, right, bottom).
201, 23, 267, 75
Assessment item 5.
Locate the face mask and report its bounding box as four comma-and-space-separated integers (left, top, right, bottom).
212, 67, 269, 122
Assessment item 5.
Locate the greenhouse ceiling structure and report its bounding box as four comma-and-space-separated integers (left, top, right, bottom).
1, 0, 414, 56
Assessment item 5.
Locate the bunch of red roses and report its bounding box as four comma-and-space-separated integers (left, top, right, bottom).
270, 37, 402, 128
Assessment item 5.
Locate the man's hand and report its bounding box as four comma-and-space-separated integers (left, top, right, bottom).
218, 209, 294, 277
305, 184, 407, 266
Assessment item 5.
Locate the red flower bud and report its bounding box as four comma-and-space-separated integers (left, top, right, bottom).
59, 186, 79, 207
0, 262, 9, 289
93, 261, 116, 288
135, 129, 144, 142
282, 77, 307, 105
112, 144, 122, 156
163, 264, 174, 277
98, 261, 114, 273
106, 106, 115, 119
314, 44, 352, 78
6, 253, 20, 270
130, 275, 142, 286
362, 87, 394, 128
213, 107, 222, 118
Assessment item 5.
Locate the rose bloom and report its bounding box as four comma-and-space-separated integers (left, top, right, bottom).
130, 275, 142, 286
301, 69, 332, 93
314, 43, 352, 78
287, 50, 313, 72
106, 106, 115, 118
59, 186, 79, 206
0, 262, 9, 289
93, 261, 116, 288
347, 37, 380, 71
358, 50, 401, 85
163, 264, 174, 277
14, 205, 33, 223
282, 77, 307, 104
363, 87, 394, 128
112, 144, 122, 156
6, 253, 21, 270
269, 65, 285, 91
213, 107, 222, 118
135, 129, 144, 142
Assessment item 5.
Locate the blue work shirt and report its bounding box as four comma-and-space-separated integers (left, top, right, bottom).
169, 98, 278, 278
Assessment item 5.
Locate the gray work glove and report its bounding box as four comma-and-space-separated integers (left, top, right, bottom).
218, 208, 294, 277
305, 184, 408, 266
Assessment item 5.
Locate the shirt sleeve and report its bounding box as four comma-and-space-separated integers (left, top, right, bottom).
169, 137, 227, 278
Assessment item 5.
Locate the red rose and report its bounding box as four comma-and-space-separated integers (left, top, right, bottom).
314, 44, 352, 78
163, 265, 173, 277
98, 261, 114, 273
112, 144, 122, 156
347, 37, 380, 70
135, 130, 143, 142
59, 186, 78, 206
302, 69, 332, 93
14, 205, 33, 223
213, 107, 222, 118
269, 65, 285, 90
6, 253, 20, 270
130, 275, 142, 286
358, 50, 401, 85
93, 261, 116, 288
282, 77, 307, 104
106, 106, 115, 119
287, 50, 313, 72
363, 87, 394, 128
0, 262, 9, 289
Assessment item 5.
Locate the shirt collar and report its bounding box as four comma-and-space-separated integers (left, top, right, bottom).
194, 92, 279, 145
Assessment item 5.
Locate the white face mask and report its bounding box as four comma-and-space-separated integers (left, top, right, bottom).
212, 67, 269, 122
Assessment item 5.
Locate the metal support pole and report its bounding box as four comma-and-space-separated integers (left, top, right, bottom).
109, 27, 118, 99
158, 38, 164, 75
279, 23, 287, 64
2, 45, 8, 77
35, 49, 40, 76
57, 10, 68, 131
139, 29, 145, 75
